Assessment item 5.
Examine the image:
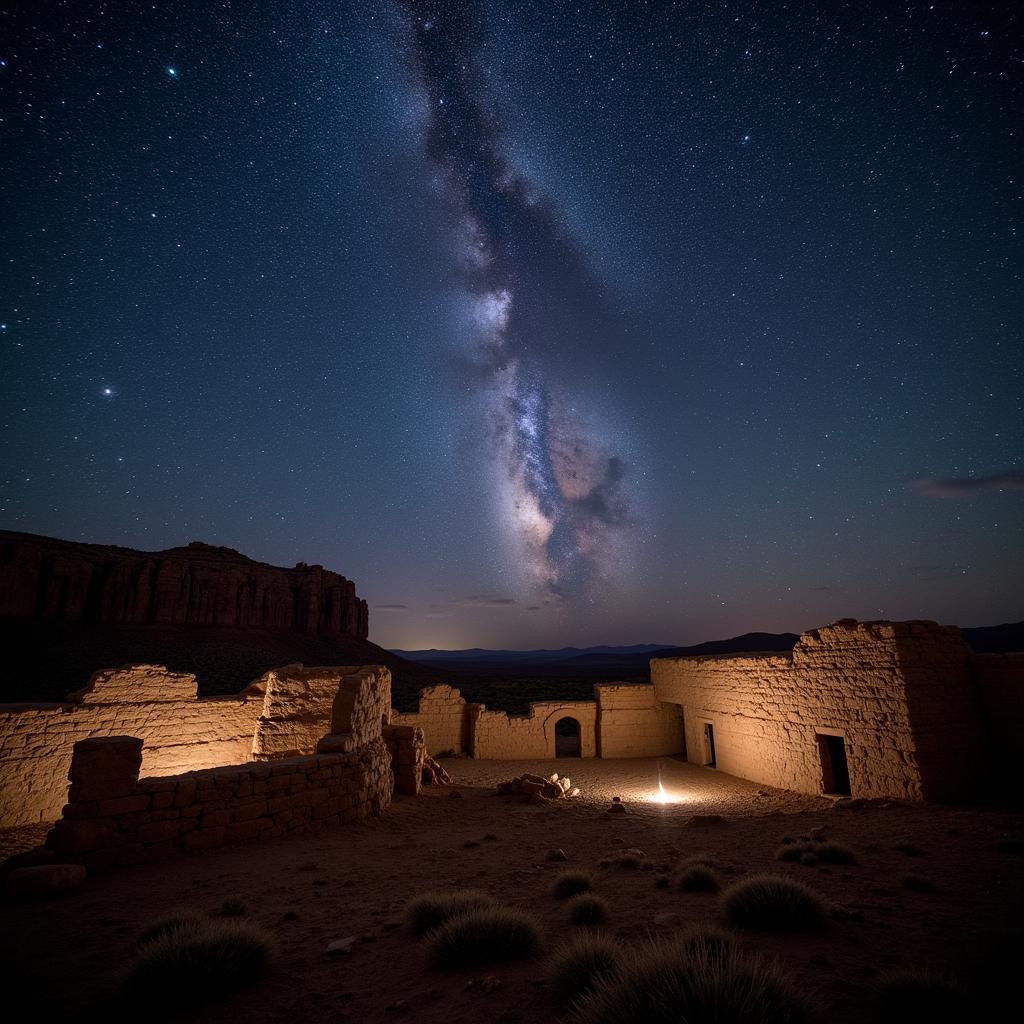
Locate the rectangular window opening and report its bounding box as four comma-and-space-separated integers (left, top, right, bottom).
702, 722, 717, 768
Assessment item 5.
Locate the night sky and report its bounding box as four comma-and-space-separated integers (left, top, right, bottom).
1, 1, 1021, 650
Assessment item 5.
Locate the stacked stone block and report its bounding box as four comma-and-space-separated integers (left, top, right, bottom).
382, 724, 426, 795
46, 734, 393, 870
594, 684, 682, 757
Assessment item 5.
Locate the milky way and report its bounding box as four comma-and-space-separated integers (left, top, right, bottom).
398, 1, 633, 603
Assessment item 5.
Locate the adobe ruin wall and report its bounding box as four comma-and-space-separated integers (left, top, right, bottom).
651, 619, 1000, 801
393, 681, 682, 760
0, 663, 394, 828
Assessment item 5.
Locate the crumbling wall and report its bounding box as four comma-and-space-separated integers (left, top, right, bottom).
652, 619, 990, 801
0, 662, 393, 828
470, 700, 598, 759
45, 734, 392, 870
595, 683, 682, 757
390, 684, 470, 755
382, 724, 426, 795
971, 652, 1024, 775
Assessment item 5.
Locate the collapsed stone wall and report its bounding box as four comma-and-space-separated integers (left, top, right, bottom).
471, 700, 599, 759
0, 529, 368, 638
390, 684, 470, 755
0, 662, 392, 828
393, 682, 683, 760
46, 734, 392, 870
651, 619, 992, 801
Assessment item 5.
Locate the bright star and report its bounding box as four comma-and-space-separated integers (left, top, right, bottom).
742, 134, 751, 144
102, 386, 114, 397
166, 66, 178, 77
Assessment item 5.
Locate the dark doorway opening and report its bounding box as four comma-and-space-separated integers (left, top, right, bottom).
818, 733, 851, 796
555, 717, 582, 757
702, 723, 716, 768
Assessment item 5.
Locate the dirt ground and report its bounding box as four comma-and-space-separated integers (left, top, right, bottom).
2, 756, 1022, 1022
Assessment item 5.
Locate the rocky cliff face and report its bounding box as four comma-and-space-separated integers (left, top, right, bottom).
0, 531, 368, 639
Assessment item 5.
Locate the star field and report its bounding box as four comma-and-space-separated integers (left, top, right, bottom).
1, 1, 1021, 649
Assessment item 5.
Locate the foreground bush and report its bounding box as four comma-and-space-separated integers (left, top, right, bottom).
552, 871, 594, 900
426, 905, 542, 969
568, 893, 609, 925
678, 865, 721, 892
569, 929, 812, 1024
873, 969, 970, 1023
550, 932, 622, 1004
722, 874, 826, 931
405, 890, 494, 936
126, 919, 272, 1003
137, 909, 208, 947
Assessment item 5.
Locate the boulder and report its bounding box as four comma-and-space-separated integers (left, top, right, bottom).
6, 863, 86, 899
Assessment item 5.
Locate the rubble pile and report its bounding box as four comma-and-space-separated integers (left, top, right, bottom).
495, 772, 581, 803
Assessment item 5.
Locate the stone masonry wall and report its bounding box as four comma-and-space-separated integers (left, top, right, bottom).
971, 652, 1024, 774
45, 734, 392, 870
595, 684, 683, 758
0, 662, 393, 828
390, 684, 470, 755
470, 700, 599, 759
652, 619, 991, 801
392, 683, 685, 760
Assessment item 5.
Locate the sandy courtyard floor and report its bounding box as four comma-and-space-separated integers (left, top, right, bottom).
2, 756, 1022, 1022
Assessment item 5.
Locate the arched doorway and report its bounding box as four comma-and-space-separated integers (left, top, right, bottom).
555, 716, 582, 757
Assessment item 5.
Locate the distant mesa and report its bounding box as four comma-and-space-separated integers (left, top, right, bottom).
0, 530, 437, 705
0, 529, 368, 638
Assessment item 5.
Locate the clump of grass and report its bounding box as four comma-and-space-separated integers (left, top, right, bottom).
902, 874, 937, 893
426, 905, 541, 969
550, 932, 622, 1005
405, 890, 494, 936
722, 874, 826, 932
569, 929, 811, 1024
553, 871, 594, 900
873, 969, 970, 1022
217, 898, 247, 918
678, 865, 721, 893
678, 854, 716, 870
568, 893, 609, 926
776, 840, 856, 865
126, 919, 273, 1003
138, 909, 208, 947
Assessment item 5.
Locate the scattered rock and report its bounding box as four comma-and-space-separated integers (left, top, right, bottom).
830, 905, 865, 922
385, 999, 410, 1013
5, 863, 86, 900
495, 773, 580, 803
609, 803, 628, 815
464, 839, 480, 848
422, 755, 452, 786
482, 976, 502, 993
546, 848, 568, 861
0, 846, 56, 881
325, 936, 357, 955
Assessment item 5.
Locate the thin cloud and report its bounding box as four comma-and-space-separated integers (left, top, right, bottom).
374, 604, 409, 611
913, 472, 1024, 498
457, 595, 517, 608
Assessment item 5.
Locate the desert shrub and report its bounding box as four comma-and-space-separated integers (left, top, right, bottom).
405, 890, 494, 936
138, 910, 208, 947
552, 871, 594, 900
777, 841, 855, 865
678, 854, 716, 870
568, 893, 610, 926
873, 969, 970, 1023
815, 842, 856, 864
550, 932, 622, 1004
126, 919, 272, 1003
678, 865, 721, 893
569, 929, 811, 1024
722, 874, 826, 931
902, 874, 937, 893
425, 905, 541, 969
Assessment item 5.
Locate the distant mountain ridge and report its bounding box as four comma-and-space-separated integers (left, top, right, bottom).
394, 622, 1024, 675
